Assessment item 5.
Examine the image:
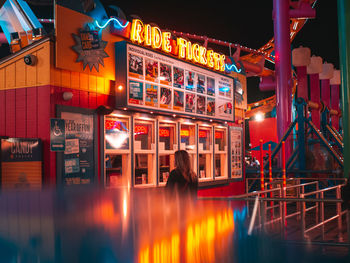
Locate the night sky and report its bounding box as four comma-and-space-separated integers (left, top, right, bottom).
0, 0, 339, 104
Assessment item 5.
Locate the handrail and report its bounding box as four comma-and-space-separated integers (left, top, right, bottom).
303, 184, 344, 197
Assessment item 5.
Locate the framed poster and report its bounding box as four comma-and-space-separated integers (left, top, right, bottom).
197, 74, 206, 94
56, 106, 98, 187
145, 58, 159, 82
173, 66, 184, 88
160, 63, 172, 86
230, 126, 243, 180
129, 80, 144, 105
207, 77, 215, 96
185, 93, 196, 113
197, 95, 206, 115
128, 53, 143, 79
207, 97, 215, 116
145, 83, 158, 107
160, 86, 172, 109
173, 89, 184, 111
185, 71, 196, 91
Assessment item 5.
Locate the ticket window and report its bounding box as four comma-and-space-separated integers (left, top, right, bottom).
180, 124, 197, 174
214, 127, 228, 178
158, 122, 177, 185
198, 126, 213, 180
104, 115, 131, 188
134, 119, 156, 186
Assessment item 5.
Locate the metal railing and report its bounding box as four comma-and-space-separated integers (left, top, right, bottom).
201, 180, 349, 251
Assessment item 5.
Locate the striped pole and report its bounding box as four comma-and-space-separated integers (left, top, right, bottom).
269, 144, 274, 219
282, 141, 286, 188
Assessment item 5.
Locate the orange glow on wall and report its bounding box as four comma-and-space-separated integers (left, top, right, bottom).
135, 125, 148, 134
159, 128, 170, 137
180, 129, 189, 137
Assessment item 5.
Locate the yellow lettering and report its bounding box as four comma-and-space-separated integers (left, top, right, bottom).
162, 32, 172, 53
213, 52, 221, 71
220, 54, 226, 71
177, 38, 187, 59
152, 26, 162, 49
144, 24, 152, 46
199, 46, 207, 65
186, 41, 192, 61
207, 50, 214, 68
192, 43, 200, 63
130, 19, 144, 44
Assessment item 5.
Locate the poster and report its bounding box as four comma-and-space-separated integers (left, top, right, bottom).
230, 127, 243, 179
128, 53, 143, 79
61, 112, 95, 186
145, 58, 158, 82
233, 73, 247, 110
218, 76, 233, 98
129, 80, 144, 105
207, 97, 215, 116
160, 87, 172, 109
207, 77, 215, 96
50, 118, 65, 151
197, 95, 206, 114
197, 74, 206, 93
105, 117, 130, 150
1, 138, 42, 189
173, 66, 184, 88
160, 63, 172, 85
185, 71, 196, 91
173, 89, 184, 111
185, 93, 196, 113
145, 83, 158, 107
124, 43, 235, 121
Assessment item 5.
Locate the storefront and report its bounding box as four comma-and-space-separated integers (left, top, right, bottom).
0, 1, 247, 195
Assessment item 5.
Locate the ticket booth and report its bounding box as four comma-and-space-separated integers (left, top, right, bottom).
198, 125, 213, 180
214, 127, 228, 179
158, 120, 178, 185
104, 114, 132, 187
134, 117, 157, 186
180, 123, 197, 174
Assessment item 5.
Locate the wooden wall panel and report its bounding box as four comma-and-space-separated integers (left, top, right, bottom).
15, 88, 27, 137
61, 70, 71, 88
89, 75, 97, 93
5, 64, 15, 89
71, 71, 80, 89
79, 90, 89, 108
26, 87, 38, 138
0, 91, 5, 135
15, 60, 26, 87
36, 45, 50, 86
79, 73, 89, 91
88, 92, 97, 109
5, 90, 16, 136
0, 68, 5, 90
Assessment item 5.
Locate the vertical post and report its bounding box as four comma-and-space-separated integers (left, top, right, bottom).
316, 182, 319, 224
336, 186, 343, 242
337, 0, 350, 178
260, 139, 265, 193
301, 193, 306, 240
321, 192, 325, 241
273, 0, 292, 159
269, 144, 274, 219
282, 141, 286, 188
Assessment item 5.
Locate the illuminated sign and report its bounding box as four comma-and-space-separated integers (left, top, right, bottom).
159, 128, 170, 137
135, 125, 148, 135
199, 130, 207, 138
215, 131, 223, 139
180, 129, 189, 137
105, 119, 122, 130
130, 19, 226, 72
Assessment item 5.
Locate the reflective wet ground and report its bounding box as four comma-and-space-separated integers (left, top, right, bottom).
0, 188, 348, 262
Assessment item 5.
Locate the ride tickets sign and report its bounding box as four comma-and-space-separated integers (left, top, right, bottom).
115, 41, 234, 122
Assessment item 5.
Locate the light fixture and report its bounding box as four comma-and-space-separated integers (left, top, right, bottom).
123, 107, 127, 111
172, 114, 176, 117
255, 112, 264, 122
62, 91, 73, 101
118, 85, 123, 91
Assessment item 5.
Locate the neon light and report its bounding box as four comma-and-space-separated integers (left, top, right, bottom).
220, 54, 226, 71
207, 50, 214, 68
151, 26, 162, 49
177, 38, 187, 59
180, 130, 189, 137
105, 120, 122, 130
186, 41, 193, 61
95, 18, 129, 29
144, 24, 152, 46
199, 130, 207, 138
159, 128, 170, 137
199, 46, 207, 65
130, 19, 143, 44
225, 63, 242, 73
192, 43, 200, 63
162, 32, 172, 53
215, 131, 223, 139
213, 53, 221, 71
135, 125, 148, 134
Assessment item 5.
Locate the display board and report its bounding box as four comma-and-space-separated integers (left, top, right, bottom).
1, 138, 42, 189
230, 126, 243, 179
116, 42, 235, 122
